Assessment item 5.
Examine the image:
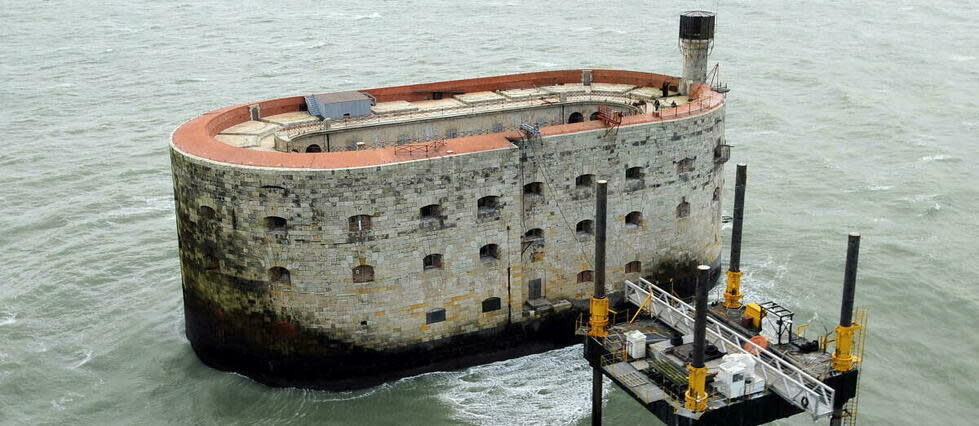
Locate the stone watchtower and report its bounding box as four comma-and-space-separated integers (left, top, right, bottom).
679, 10, 716, 95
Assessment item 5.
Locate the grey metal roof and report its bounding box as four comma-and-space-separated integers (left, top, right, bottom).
311, 91, 371, 104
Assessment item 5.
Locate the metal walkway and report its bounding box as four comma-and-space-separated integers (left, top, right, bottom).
624, 278, 836, 419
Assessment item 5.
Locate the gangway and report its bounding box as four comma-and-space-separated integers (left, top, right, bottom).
624, 278, 836, 419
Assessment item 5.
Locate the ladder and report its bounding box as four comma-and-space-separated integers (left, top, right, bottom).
842, 306, 870, 426
625, 278, 836, 419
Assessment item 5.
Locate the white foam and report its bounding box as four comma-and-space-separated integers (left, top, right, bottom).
0, 312, 16, 326
71, 349, 93, 369
436, 346, 609, 425
738, 254, 790, 303
353, 12, 382, 21
305, 382, 393, 402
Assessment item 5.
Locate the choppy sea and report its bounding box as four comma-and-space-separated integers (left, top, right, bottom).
2, 0, 978, 424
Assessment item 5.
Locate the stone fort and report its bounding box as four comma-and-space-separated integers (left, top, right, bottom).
171, 65, 728, 389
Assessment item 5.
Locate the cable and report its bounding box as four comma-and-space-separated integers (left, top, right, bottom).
523, 130, 595, 270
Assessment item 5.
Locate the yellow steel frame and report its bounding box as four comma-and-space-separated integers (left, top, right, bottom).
832, 322, 861, 371
684, 365, 708, 411
629, 292, 653, 323
723, 270, 744, 309
588, 297, 609, 337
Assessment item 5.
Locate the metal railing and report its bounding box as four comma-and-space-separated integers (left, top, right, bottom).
280, 120, 326, 139
275, 90, 648, 140
393, 139, 446, 156
268, 89, 724, 152
624, 278, 835, 419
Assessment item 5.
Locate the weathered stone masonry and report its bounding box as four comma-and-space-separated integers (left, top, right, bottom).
170, 70, 727, 389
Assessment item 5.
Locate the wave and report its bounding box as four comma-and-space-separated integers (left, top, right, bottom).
920, 154, 957, 162
353, 12, 382, 21
436, 346, 606, 426
70, 349, 94, 369
0, 312, 16, 326
304, 382, 393, 402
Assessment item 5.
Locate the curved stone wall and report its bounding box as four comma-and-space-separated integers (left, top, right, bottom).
170, 71, 727, 389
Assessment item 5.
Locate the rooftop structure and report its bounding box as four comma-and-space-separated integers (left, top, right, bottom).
172, 69, 722, 169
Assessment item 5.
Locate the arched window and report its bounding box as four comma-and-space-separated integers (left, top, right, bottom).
577, 270, 594, 283
589, 111, 601, 121
523, 182, 543, 196
482, 297, 502, 312
420, 204, 441, 220
677, 198, 691, 218
575, 174, 595, 188
264, 216, 287, 233
199, 205, 216, 220
625, 211, 643, 227
523, 228, 544, 240
204, 254, 219, 271
426, 308, 446, 324
568, 112, 584, 123
268, 267, 290, 285
477, 196, 499, 215
353, 265, 375, 283
480, 244, 500, 262
349, 214, 372, 231
713, 187, 721, 202
423, 254, 443, 270
626, 167, 643, 180
305, 144, 322, 153
576, 220, 594, 236
625, 261, 642, 274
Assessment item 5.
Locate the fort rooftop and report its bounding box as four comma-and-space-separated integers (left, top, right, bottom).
172, 69, 723, 170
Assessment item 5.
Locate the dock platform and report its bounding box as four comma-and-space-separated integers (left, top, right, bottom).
582, 278, 860, 425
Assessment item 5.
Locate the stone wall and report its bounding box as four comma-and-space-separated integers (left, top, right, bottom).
171, 104, 725, 353
289, 102, 631, 152
517, 105, 727, 305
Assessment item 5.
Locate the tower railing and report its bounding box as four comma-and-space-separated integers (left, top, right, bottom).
624, 278, 835, 419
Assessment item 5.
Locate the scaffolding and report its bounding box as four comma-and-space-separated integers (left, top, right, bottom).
759, 301, 794, 345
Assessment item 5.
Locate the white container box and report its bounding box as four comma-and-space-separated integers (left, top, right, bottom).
625, 330, 646, 359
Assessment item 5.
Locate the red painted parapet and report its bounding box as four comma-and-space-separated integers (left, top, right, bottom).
171, 70, 721, 170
